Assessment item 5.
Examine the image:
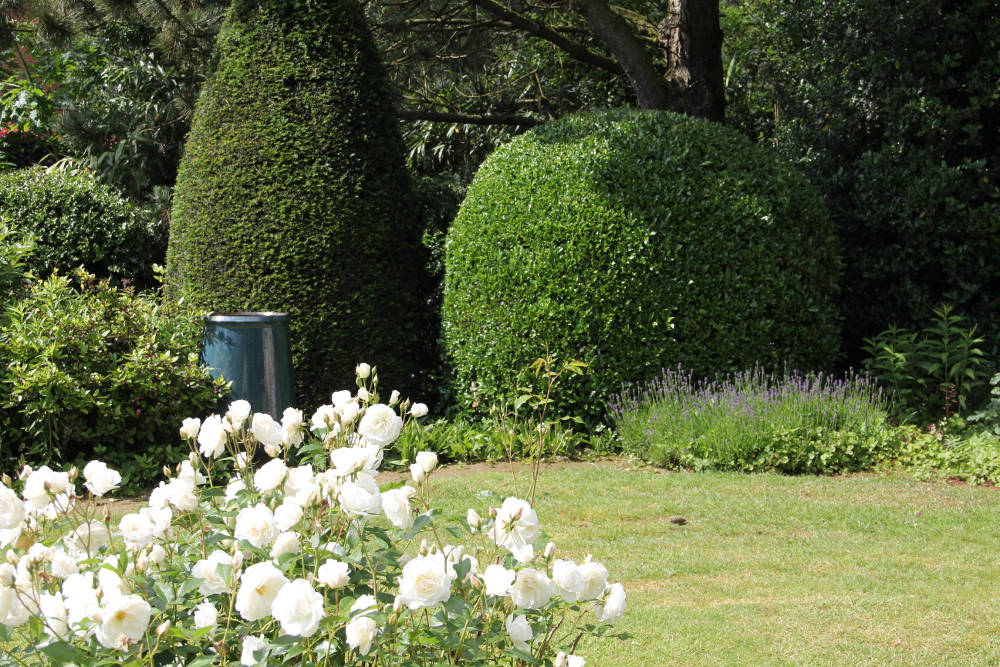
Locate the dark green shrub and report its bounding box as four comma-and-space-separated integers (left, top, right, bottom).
0, 168, 165, 288
443, 109, 841, 422
166, 0, 434, 408
0, 272, 228, 493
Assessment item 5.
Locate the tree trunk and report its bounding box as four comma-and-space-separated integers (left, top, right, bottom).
660, 0, 725, 122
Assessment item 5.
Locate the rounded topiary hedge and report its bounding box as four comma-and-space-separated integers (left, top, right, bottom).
0, 168, 164, 288
166, 0, 434, 407
443, 109, 841, 422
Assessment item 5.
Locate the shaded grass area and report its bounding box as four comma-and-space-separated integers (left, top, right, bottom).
427, 463, 1000, 666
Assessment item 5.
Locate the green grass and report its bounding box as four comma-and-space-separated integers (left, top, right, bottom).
425, 463, 1000, 666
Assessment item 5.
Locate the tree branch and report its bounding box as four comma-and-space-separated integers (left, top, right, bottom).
397, 109, 544, 126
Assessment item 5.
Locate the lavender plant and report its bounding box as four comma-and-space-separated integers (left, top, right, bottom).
609, 366, 893, 473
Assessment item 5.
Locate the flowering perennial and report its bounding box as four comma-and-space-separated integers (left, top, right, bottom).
0, 366, 625, 666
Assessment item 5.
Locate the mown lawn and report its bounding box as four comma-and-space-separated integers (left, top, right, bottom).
426, 461, 1000, 666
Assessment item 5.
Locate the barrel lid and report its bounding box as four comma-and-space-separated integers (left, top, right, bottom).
206, 312, 290, 323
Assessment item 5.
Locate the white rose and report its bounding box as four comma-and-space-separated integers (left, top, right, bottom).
274, 499, 304, 532
311, 404, 337, 431
198, 415, 228, 458
147, 482, 169, 509
192, 550, 234, 596
331, 391, 353, 408
225, 478, 246, 503
241, 635, 268, 666
251, 413, 284, 448
177, 460, 207, 485
345, 616, 378, 655
415, 451, 438, 473
337, 477, 382, 517
253, 458, 287, 493
381, 486, 416, 530
357, 404, 403, 445
357, 387, 370, 402
148, 545, 166, 565
22, 466, 70, 510
398, 552, 456, 609
227, 400, 252, 428
595, 582, 626, 624
180, 417, 201, 440
467, 508, 483, 531
409, 463, 426, 484
39, 593, 69, 639
95, 594, 151, 648
0, 482, 26, 530
356, 363, 371, 378
316, 559, 351, 588
235, 562, 289, 621
577, 561, 609, 601
281, 407, 303, 430
284, 465, 320, 507
552, 559, 586, 602
389, 390, 400, 406
50, 550, 78, 578
567, 655, 586, 667
330, 446, 380, 478
97, 555, 128, 599
0, 580, 29, 627
409, 403, 429, 418
350, 594, 377, 614
483, 564, 516, 597
193, 600, 218, 635
82, 461, 122, 497
61, 572, 98, 627
282, 424, 303, 448
140, 506, 172, 538
270, 531, 300, 560
339, 401, 360, 425
271, 579, 324, 637
505, 614, 533, 653
234, 504, 278, 548
489, 497, 541, 563
69, 520, 110, 557
166, 477, 200, 511
118, 513, 155, 548
509, 568, 553, 610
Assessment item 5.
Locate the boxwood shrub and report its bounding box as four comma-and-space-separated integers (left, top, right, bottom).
443, 109, 841, 423
0, 168, 165, 289
166, 0, 434, 408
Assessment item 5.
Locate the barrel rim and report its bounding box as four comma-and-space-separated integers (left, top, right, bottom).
206, 312, 290, 323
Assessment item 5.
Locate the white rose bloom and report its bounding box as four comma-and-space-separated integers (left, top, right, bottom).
467, 508, 483, 531
337, 477, 382, 517
118, 513, 155, 548
284, 465, 320, 507
61, 572, 98, 627
357, 404, 403, 445
39, 593, 69, 639
177, 460, 207, 485
577, 561, 609, 601
69, 520, 111, 558
274, 499, 304, 532
339, 401, 360, 425
50, 550, 79, 578
552, 559, 586, 602
147, 482, 169, 509
225, 478, 247, 503
398, 552, 456, 610
331, 390, 353, 408
193, 600, 218, 635
595, 582, 626, 624
282, 423, 303, 448
180, 417, 201, 440
253, 458, 288, 493
509, 568, 554, 610
329, 446, 377, 478
409, 463, 426, 484
356, 363, 371, 378
22, 466, 70, 510
271, 579, 324, 637
567, 655, 586, 667
350, 594, 377, 614
0, 482, 26, 530
311, 404, 337, 431
409, 403, 429, 418
483, 564, 516, 597
148, 545, 166, 565
40, 492, 74, 520
389, 390, 400, 406
234, 504, 278, 548
345, 616, 378, 656
192, 550, 234, 596
236, 562, 289, 621
381, 486, 416, 530
357, 387, 370, 402
415, 451, 438, 473
241, 635, 268, 666
270, 531, 301, 560
166, 477, 200, 511
489, 497, 541, 563
505, 614, 533, 653
0, 584, 29, 627
316, 559, 351, 588
227, 400, 252, 428
251, 413, 284, 448
140, 506, 172, 539
198, 415, 228, 458
95, 594, 151, 648
97, 556, 129, 599
82, 461, 122, 497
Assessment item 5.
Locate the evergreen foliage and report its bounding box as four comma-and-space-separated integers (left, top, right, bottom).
443, 109, 840, 422
166, 0, 433, 407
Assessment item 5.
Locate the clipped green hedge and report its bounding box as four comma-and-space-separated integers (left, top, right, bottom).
166, 0, 434, 408
0, 168, 165, 288
443, 109, 841, 422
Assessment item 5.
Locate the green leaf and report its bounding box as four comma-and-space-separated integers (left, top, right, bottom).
40, 641, 87, 663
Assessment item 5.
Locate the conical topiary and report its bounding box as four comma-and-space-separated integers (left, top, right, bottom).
165, 0, 433, 407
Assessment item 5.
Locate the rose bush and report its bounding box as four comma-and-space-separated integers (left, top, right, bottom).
0, 366, 625, 666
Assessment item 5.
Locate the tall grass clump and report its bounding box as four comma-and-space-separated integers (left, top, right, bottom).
610, 366, 893, 474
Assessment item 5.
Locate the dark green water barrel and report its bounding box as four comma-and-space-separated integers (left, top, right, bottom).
201, 312, 296, 418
